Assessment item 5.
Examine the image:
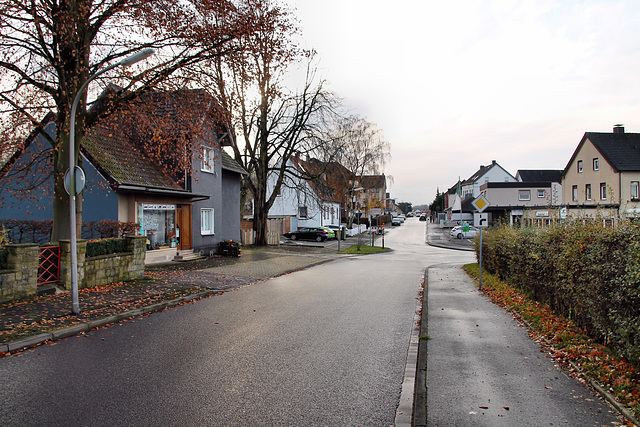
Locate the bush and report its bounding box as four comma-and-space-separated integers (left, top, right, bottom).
86, 238, 129, 258
477, 219, 640, 368
0, 247, 7, 270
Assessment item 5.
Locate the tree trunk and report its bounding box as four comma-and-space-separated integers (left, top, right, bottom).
50, 115, 83, 243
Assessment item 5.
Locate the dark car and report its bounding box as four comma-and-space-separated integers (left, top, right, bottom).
284, 227, 329, 242
419, 214, 427, 221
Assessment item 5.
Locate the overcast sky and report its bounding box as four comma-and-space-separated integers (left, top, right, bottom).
286, 0, 640, 206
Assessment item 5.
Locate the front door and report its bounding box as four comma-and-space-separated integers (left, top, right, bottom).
176, 205, 192, 250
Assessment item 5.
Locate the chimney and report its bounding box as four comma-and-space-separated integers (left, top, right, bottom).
613, 124, 625, 134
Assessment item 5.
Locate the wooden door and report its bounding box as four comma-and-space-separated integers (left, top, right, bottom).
176, 205, 192, 250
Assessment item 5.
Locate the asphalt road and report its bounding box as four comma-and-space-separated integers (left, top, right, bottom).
0, 219, 473, 426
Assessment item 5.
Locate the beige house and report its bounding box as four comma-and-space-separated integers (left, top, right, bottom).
357, 174, 387, 216
562, 125, 640, 223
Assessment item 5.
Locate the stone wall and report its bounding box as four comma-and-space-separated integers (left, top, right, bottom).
0, 244, 39, 304
0, 236, 146, 304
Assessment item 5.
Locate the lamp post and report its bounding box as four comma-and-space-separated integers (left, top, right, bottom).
68, 48, 154, 314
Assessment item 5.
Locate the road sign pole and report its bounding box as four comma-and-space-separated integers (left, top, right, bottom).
478, 227, 483, 290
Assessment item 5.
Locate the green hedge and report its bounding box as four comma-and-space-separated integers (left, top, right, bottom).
0, 247, 7, 270
86, 238, 129, 258
476, 220, 640, 368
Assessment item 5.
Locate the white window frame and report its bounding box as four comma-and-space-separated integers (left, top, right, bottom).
537, 189, 545, 198
572, 185, 578, 202
577, 160, 583, 173
593, 158, 599, 171
201, 208, 214, 235
631, 181, 640, 200
585, 184, 592, 201
518, 190, 531, 201
600, 183, 607, 200
201, 146, 215, 173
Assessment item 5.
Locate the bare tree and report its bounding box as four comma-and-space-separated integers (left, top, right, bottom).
323, 115, 390, 226
0, 0, 255, 242
203, 0, 340, 245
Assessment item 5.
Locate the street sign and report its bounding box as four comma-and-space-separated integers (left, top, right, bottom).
471, 194, 490, 212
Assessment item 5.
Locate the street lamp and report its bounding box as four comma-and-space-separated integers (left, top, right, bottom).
68, 48, 155, 314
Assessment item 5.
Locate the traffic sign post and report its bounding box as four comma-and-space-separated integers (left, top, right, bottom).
471, 195, 491, 290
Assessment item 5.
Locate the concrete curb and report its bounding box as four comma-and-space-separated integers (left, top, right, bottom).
395, 273, 425, 426
1, 289, 220, 354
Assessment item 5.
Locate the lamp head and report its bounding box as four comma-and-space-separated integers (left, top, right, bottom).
118, 48, 155, 67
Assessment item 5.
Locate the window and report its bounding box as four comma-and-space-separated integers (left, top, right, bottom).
632, 181, 640, 200
201, 147, 215, 173
593, 158, 599, 171
572, 185, 578, 202
201, 208, 214, 235
298, 206, 308, 218
518, 190, 531, 201
585, 184, 592, 200
600, 183, 607, 200
537, 189, 545, 198
577, 160, 583, 173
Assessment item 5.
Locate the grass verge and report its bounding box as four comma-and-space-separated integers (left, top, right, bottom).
464, 263, 640, 424
337, 244, 391, 255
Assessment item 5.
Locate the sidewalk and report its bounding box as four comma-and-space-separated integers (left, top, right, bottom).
426, 265, 621, 425
0, 238, 355, 353
425, 222, 475, 251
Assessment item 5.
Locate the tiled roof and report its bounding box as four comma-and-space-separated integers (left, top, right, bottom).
517, 170, 563, 183
82, 122, 183, 190
360, 174, 385, 188
221, 151, 247, 175
585, 132, 640, 171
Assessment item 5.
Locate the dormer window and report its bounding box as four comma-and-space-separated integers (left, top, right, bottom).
577, 160, 583, 173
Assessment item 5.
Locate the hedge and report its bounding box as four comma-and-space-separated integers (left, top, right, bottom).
476, 220, 640, 369
85, 238, 129, 258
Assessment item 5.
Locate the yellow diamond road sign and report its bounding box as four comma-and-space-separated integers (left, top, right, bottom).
472, 194, 490, 212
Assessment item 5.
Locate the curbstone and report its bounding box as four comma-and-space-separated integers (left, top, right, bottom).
52, 324, 89, 340
8, 333, 53, 352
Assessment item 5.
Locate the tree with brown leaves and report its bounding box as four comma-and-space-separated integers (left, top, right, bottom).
0, 0, 254, 242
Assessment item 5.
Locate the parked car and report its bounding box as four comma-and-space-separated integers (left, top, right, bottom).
319, 226, 336, 239
419, 214, 427, 221
391, 217, 402, 226
450, 225, 479, 239
324, 224, 346, 239
284, 227, 329, 242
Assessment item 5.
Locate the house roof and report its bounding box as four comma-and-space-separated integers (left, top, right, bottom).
516, 170, 563, 183
462, 160, 514, 185
360, 174, 386, 189
221, 151, 247, 175
584, 132, 640, 172
82, 121, 185, 191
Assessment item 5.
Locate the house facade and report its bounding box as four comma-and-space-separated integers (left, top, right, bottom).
357, 174, 386, 216
562, 125, 640, 222
267, 156, 341, 231
0, 90, 246, 262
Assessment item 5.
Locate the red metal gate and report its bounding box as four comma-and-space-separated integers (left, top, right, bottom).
38, 245, 60, 286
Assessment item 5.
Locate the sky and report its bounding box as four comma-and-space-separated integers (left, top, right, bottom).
286, 0, 640, 206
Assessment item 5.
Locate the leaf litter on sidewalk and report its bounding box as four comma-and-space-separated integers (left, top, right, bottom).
464, 263, 640, 425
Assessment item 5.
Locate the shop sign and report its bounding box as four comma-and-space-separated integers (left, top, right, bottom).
535, 211, 549, 217
142, 203, 175, 211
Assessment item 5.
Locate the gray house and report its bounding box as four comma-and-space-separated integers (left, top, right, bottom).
0, 90, 246, 262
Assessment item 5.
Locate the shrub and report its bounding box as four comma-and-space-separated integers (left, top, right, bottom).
86, 238, 129, 258
476, 219, 640, 368
0, 248, 7, 270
